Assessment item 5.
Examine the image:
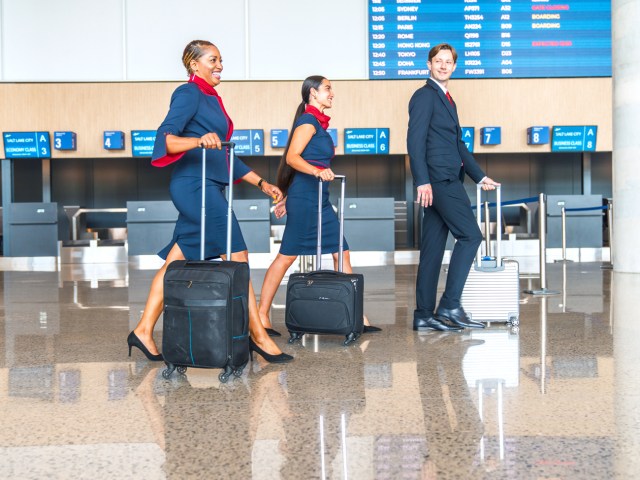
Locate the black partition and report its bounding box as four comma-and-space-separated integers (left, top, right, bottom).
235, 199, 271, 253
340, 197, 395, 251
8, 202, 58, 256
126, 201, 178, 255
546, 194, 604, 248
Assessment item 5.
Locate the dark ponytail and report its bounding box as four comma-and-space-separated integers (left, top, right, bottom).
276, 75, 326, 196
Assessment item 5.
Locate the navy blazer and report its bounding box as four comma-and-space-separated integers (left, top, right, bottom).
151, 83, 250, 184
407, 78, 485, 186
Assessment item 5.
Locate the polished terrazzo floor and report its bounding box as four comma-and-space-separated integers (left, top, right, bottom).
1, 261, 639, 479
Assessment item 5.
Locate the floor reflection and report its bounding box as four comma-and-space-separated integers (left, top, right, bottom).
0, 262, 637, 479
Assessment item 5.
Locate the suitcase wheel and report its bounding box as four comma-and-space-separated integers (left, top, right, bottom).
288, 331, 304, 344
233, 362, 248, 377
219, 365, 234, 383
162, 363, 176, 379
177, 366, 187, 375
343, 332, 360, 346
508, 316, 520, 326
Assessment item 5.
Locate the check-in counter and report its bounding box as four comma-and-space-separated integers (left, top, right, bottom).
546, 194, 603, 248
340, 197, 395, 251
235, 199, 271, 253
126, 201, 178, 255
8, 202, 58, 256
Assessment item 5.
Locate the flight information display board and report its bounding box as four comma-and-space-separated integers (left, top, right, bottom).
368, 0, 611, 79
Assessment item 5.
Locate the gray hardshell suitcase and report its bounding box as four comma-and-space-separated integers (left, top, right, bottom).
162, 144, 250, 383
461, 184, 520, 326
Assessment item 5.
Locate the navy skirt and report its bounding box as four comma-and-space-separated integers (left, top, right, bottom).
158, 176, 247, 260
279, 173, 349, 256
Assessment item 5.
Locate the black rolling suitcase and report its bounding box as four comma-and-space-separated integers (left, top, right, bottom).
285, 175, 364, 346
162, 143, 250, 383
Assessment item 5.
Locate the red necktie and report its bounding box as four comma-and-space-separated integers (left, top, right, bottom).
446, 91, 454, 106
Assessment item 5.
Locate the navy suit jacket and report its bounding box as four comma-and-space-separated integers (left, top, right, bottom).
407, 78, 485, 186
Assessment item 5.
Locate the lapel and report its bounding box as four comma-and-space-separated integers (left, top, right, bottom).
427, 78, 460, 127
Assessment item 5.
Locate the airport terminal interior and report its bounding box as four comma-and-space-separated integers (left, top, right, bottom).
2, 0, 640, 478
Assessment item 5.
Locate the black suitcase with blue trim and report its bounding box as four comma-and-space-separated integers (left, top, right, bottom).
162, 144, 250, 382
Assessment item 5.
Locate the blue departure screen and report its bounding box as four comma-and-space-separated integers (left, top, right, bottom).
368, 0, 611, 79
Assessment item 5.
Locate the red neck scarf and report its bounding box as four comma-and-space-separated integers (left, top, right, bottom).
188, 74, 233, 141
189, 73, 218, 96
304, 105, 331, 130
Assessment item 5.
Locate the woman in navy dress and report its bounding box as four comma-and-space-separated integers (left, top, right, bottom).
128, 40, 292, 363
257, 76, 379, 335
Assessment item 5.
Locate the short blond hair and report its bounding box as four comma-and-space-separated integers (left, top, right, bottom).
428, 43, 458, 64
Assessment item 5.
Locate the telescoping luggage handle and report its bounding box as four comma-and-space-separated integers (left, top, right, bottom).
200, 142, 236, 261
317, 175, 346, 273
475, 183, 503, 270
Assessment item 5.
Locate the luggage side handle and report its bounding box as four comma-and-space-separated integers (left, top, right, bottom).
200, 141, 236, 261
317, 174, 346, 272
475, 183, 502, 270
305, 270, 344, 277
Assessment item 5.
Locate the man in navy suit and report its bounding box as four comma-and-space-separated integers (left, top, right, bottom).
407, 43, 499, 332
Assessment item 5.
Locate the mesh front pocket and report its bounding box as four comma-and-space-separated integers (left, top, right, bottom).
163, 304, 228, 368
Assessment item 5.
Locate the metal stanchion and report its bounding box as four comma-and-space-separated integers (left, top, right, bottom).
554, 207, 573, 263
561, 261, 567, 313
524, 193, 560, 295
476, 186, 482, 266
540, 296, 547, 395
602, 199, 613, 270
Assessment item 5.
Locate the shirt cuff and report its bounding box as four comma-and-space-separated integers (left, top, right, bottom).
478, 176, 487, 184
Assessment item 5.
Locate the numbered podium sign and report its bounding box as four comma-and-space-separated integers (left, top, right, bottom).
527, 126, 550, 145
327, 128, 338, 147
480, 127, 501, 145
270, 129, 288, 148
54, 131, 77, 151
3, 132, 51, 159
104, 131, 125, 150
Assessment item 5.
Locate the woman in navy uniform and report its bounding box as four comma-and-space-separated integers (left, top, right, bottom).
257, 76, 379, 335
128, 40, 292, 363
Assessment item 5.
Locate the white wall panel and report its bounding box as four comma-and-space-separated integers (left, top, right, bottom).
3, 0, 124, 81
248, 0, 367, 80
0, 0, 5, 80
125, 0, 247, 81
0, 0, 370, 82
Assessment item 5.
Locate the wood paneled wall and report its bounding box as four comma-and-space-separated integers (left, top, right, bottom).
0, 77, 611, 158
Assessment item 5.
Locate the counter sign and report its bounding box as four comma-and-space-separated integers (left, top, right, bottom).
3, 131, 51, 159
344, 128, 389, 154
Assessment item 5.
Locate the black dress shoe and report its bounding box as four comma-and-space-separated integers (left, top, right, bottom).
435, 306, 485, 329
127, 331, 163, 361
265, 327, 282, 337
363, 325, 382, 333
249, 339, 294, 363
413, 316, 463, 332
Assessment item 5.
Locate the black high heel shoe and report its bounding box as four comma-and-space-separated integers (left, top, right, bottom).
363, 325, 382, 333
249, 338, 293, 364
265, 327, 282, 337
127, 331, 163, 362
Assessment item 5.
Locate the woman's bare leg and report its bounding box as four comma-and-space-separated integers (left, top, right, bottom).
332, 250, 371, 326
133, 243, 186, 355
225, 250, 285, 356
258, 253, 298, 329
